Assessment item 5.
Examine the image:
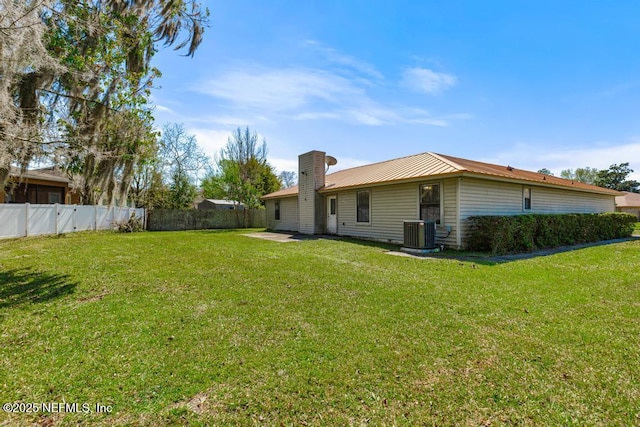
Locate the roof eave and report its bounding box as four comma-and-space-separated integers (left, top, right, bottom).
261, 192, 299, 200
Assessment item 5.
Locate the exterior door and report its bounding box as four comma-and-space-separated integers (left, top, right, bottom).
327, 196, 337, 234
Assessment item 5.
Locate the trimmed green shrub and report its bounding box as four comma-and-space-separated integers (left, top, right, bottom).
466, 212, 636, 255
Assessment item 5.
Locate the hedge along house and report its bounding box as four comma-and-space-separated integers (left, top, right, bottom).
262, 150, 620, 249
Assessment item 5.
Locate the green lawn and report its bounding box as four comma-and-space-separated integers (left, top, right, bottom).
1, 230, 639, 426
634, 222, 640, 235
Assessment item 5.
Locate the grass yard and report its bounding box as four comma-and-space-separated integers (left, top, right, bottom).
634, 221, 640, 235
0, 230, 639, 426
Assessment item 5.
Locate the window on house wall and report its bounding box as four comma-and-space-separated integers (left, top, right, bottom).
523, 188, 532, 210
275, 200, 281, 220
330, 197, 336, 215
48, 191, 61, 204
356, 190, 370, 223
420, 183, 441, 224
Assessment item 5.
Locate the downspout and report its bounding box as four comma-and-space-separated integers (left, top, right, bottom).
456, 177, 462, 249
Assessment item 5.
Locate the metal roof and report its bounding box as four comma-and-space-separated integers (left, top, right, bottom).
262, 151, 621, 199
202, 199, 243, 205
261, 185, 299, 199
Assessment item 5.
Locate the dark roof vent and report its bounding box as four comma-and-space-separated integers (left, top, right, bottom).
506, 165, 514, 171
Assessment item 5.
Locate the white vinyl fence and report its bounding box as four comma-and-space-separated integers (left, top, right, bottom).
0, 204, 145, 239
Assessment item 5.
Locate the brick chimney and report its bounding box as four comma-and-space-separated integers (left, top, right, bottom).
297, 150, 326, 234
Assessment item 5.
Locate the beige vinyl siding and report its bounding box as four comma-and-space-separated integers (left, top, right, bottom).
335, 179, 459, 245
459, 178, 524, 218
460, 177, 616, 218
266, 197, 298, 231
616, 207, 640, 220
440, 179, 458, 248
457, 178, 523, 248
531, 186, 615, 213
457, 177, 617, 246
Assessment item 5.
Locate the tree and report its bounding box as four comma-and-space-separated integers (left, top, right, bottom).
594, 163, 640, 192
0, 0, 209, 204
279, 171, 297, 188
129, 143, 169, 209
560, 167, 599, 184
157, 123, 209, 208
203, 127, 281, 225
0, 0, 60, 184
168, 171, 198, 209
537, 168, 554, 176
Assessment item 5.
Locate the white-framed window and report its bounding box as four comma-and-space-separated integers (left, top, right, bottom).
275, 200, 281, 220
523, 187, 532, 210
420, 183, 441, 224
356, 190, 370, 223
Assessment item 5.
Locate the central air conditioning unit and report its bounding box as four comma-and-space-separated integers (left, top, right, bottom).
403, 220, 436, 249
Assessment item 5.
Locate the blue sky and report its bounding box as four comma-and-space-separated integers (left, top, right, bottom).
151, 0, 640, 180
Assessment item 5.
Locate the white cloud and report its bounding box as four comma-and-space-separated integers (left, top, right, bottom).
155, 105, 175, 114
289, 105, 468, 127
269, 154, 369, 176
401, 67, 457, 94
269, 157, 299, 175
192, 115, 259, 127
194, 50, 465, 128
485, 141, 640, 181
198, 67, 361, 111
290, 111, 342, 121
198, 66, 401, 127
304, 39, 384, 81
344, 109, 388, 126
188, 128, 231, 158
443, 112, 474, 121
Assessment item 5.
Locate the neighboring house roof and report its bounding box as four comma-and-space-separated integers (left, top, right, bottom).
616, 191, 640, 207
203, 199, 243, 205
8, 166, 71, 184
262, 151, 620, 199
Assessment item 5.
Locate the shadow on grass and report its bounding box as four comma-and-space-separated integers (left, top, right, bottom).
338, 236, 401, 251
419, 236, 640, 265
168, 228, 263, 235
0, 268, 77, 310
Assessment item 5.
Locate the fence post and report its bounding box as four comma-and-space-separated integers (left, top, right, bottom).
55, 203, 59, 235
24, 203, 30, 237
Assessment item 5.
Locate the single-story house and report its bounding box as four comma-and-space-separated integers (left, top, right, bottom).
615, 191, 640, 220
261, 150, 620, 249
198, 199, 244, 210
1, 167, 80, 205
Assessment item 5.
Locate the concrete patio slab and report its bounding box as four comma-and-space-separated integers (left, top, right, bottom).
243, 232, 341, 243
